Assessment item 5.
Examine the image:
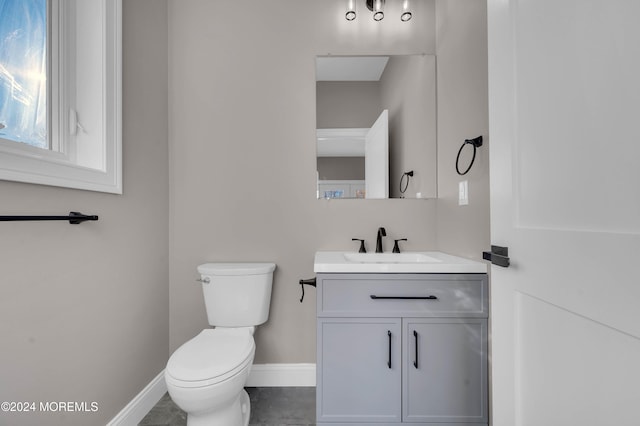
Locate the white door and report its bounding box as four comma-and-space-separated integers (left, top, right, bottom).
365, 109, 389, 199
488, 1, 640, 425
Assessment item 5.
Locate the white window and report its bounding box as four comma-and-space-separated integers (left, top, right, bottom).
0, 0, 122, 193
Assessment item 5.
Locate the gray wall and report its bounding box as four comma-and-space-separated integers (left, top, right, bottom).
0, 2, 169, 425
435, 0, 490, 259
168, 0, 437, 363
316, 81, 382, 129
317, 157, 365, 181
381, 55, 437, 198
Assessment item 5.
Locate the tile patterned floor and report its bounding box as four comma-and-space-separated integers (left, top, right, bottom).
139, 387, 316, 426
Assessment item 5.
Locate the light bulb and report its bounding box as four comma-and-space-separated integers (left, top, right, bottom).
373, 0, 384, 21
401, 0, 412, 21
346, 0, 356, 21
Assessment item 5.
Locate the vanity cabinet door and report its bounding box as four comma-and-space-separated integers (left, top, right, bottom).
403, 319, 488, 423
317, 318, 402, 423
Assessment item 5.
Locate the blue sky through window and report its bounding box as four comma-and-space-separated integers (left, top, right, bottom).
0, 0, 47, 149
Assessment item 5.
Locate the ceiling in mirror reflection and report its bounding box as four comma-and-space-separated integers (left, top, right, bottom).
317, 128, 367, 157
316, 56, 390, 81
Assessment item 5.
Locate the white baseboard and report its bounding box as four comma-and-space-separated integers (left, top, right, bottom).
246, 363, 316, 387
107, 363, 316, 425
107, 370, 167, 426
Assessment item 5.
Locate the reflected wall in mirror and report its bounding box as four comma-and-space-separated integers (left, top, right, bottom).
316, 54, 436, 199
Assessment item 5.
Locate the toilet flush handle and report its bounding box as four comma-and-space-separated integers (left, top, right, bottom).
196, 277, 211, 284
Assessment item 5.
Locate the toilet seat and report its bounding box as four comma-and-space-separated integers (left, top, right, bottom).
166, 328, 255, 388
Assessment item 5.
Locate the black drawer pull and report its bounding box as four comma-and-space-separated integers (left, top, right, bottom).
370, 295, 438, 300
413, 330, 419, 369
387, 330, 392, 369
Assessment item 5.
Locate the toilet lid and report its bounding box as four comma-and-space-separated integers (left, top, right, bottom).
166, 329, 254, 383
197, 262, 276, 276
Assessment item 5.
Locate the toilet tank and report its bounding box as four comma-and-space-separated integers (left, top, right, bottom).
197, 263, 276, 327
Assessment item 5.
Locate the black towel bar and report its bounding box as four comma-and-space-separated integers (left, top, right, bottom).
0, 211, 99, 224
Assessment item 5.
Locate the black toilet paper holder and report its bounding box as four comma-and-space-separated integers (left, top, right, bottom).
298, 278, 316, 303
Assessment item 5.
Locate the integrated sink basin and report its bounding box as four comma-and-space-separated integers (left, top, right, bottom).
315, 251, 487, 273
343, 252, 442, 264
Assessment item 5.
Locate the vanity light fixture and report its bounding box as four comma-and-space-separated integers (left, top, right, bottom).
346, 0, 412, 22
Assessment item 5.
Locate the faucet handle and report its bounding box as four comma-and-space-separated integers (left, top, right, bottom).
392, 238, 407, 253
352, 238, 367, 253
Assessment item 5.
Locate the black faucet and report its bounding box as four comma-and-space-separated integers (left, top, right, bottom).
352, 238, 366, 253
375, 227, 386, 253
392, 238, 407, 253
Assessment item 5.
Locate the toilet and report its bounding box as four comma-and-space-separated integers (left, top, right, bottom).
165, 262, 276, 426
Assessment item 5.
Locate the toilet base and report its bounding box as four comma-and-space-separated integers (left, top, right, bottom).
185, 389, 250, 426
241, 389, 250, 426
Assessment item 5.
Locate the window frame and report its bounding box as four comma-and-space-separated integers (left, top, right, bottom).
0, 0, 122, 194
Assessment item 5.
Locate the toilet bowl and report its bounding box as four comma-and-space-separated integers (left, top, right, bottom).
165, 328, 255, 426
165, 262, 275, 426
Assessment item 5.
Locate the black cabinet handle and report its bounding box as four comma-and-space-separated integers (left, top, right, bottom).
370, 295, 438, 300
387, 330, 392, 369
413, 330, 419, 369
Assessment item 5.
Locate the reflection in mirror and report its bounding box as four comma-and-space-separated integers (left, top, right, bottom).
316, 55, 436, 199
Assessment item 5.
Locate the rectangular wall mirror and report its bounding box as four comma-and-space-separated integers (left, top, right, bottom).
316, 54, 436, 199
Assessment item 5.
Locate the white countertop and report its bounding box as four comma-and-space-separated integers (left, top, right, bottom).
314, 251, 488, 274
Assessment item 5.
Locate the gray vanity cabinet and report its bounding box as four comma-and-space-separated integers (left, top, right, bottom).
403, 318, 488, 423
316, 273, 489, 426
317, 318, 402, 423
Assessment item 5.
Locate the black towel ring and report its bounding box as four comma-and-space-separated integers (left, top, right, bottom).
399, 170, 414, 196
456, 136, 483, 176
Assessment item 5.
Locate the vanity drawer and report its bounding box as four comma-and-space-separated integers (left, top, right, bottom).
316, 273, 488, 318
